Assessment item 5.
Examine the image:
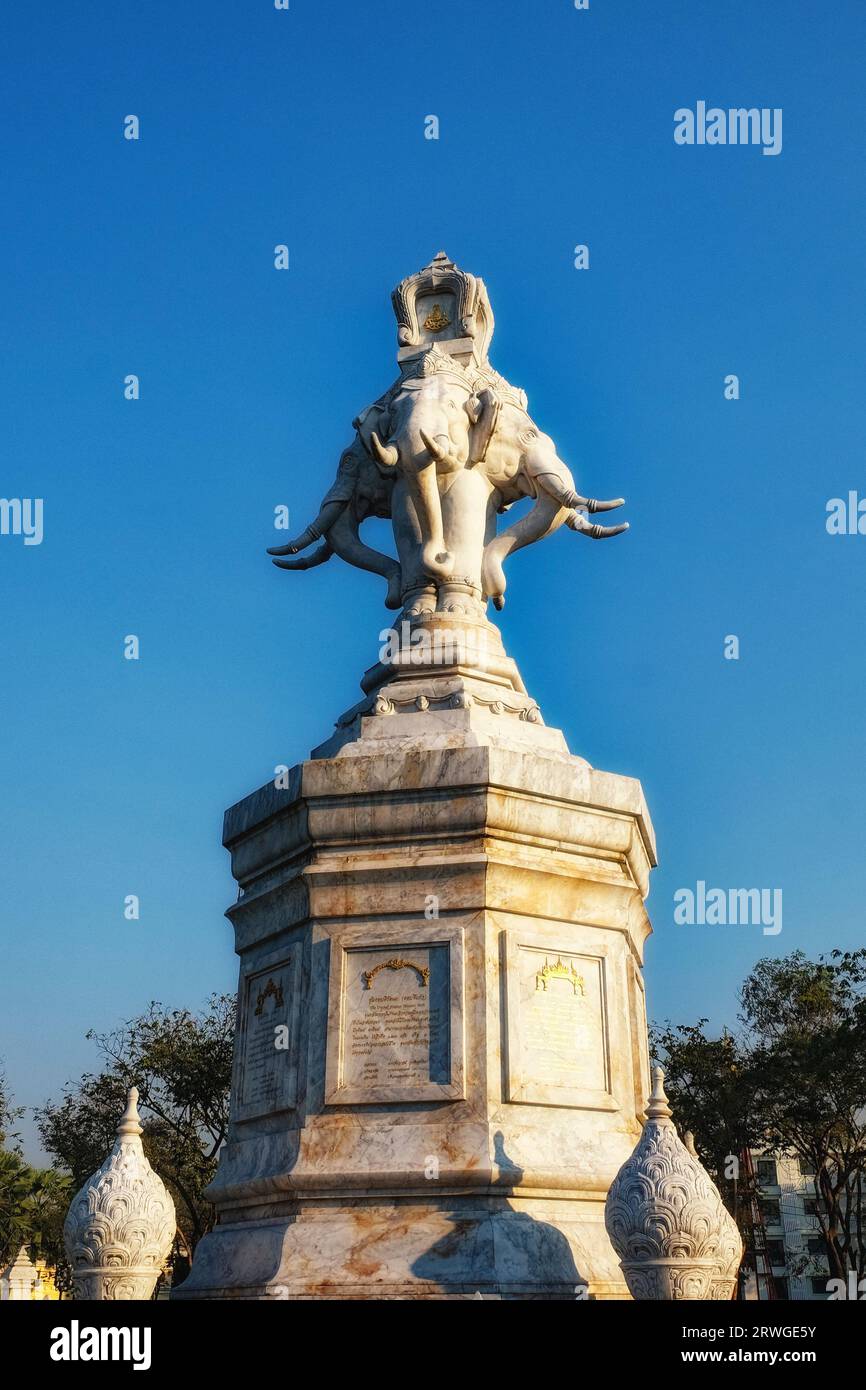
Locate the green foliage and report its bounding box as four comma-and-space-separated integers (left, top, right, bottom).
0, 1150, 43, 1265
0, 1066, 24, 1153
648, 1021, 759, 1200
36, 995, 235, 1271
653, 950, 866, 1282
742, 951, 866, 1280
0, 1084, 72, 1274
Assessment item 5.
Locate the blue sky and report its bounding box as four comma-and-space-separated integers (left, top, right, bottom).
2, 1, 864, 1162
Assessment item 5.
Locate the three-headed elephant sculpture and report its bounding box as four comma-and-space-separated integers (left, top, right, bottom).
362, 353, 627, 609
268, 346, 626, 614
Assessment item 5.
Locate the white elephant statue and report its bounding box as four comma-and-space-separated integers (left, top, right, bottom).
267, 255, 628, 618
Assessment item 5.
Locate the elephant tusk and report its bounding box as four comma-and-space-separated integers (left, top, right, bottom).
587, 496, 625, 513
569, 493, 625, 513
567, 508, 629, 539
370, 432, 399, 468
267, 519, 326, 556
581, 521, 629, 540
419, 429, 456, 466
271, 542, 334, 570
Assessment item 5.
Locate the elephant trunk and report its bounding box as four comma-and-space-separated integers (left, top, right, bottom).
368, 423, 455, 582
409, 455, 454, 581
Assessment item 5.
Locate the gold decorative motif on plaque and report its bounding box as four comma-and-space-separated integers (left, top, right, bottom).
362, 957, 430, 989
254, 977, 285, 1016
535, 956, 585, 996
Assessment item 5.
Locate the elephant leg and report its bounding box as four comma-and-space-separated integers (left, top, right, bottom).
481, 494, 564, 609
328, 509, 403, 609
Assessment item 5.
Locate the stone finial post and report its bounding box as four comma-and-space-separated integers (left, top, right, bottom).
0, 1245, 40, 1300
604, 1067, 743, 1299
63, 1087, 176, 1300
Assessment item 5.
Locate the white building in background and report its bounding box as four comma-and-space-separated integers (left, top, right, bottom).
750, 1153, 841, 1300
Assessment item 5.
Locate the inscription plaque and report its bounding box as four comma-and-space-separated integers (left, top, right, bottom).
325, 927, 465, 1104
523, 955, 604, 1092
504, 935, 615, 1110
236, 946, 300, 1121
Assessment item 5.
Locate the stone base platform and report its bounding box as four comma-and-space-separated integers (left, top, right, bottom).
175, 621, 656, 1301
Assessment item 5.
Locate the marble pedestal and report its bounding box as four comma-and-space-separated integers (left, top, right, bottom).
176, 618, 656, 1300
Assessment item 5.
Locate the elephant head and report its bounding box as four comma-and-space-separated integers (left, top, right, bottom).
367, 351, 478, 582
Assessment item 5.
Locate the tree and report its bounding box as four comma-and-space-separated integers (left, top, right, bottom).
0, 1070, 71, 1272
0, 1065, 23, 1152
0, 1150, 42, 1266
742, 950, 866, 1283
36, 995, 235, 1277
649, 1021, 760, 1204
654, 950, 866, 1287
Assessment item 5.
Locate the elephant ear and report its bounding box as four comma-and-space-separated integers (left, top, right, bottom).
354, 403, 392, 455
468, 387, 501, 465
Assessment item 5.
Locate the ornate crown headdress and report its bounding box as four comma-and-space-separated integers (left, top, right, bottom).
391, 251, 494, 365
